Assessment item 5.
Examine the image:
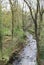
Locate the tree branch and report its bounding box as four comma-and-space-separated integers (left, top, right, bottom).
35, 0, 39, 21
24, 0, 35, 22
42, 9, 44, 14
9, 0, 13, 7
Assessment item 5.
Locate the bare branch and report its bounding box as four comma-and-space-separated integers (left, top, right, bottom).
24, 0, 35, 22
35, 0, 40, 20
9, 0, 13, 8
42, 9, 44, 14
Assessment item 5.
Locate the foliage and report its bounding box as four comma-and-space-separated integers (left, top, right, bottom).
0, 1, 44, 65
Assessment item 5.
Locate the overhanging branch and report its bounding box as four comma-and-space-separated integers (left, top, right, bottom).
24, 0, 35, 22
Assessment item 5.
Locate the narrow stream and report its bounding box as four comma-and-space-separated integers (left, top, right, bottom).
13, 32, 37, 65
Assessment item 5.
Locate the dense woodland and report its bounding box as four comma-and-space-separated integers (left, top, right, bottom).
0, 0, 44, 65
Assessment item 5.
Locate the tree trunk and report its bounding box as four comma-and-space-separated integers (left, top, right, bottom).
34, 20, 41, 65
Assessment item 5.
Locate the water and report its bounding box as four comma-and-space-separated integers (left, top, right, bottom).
13, 32, 37, 65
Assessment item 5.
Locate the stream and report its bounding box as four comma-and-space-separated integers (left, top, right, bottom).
13, 32, 37, 65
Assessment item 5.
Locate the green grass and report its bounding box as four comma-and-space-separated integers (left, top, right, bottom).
2, 28, 11, 35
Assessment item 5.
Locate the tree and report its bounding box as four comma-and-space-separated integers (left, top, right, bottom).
9, 0, 15, 39
24, 0, 44, 65
9, 0, 22, 39
0, 0, 3, 59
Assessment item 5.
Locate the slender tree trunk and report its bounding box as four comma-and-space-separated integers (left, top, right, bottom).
9, 0, 14, 40
0, 2, 3, 59
11, 10, 14, 39
34, 20, 41, 65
